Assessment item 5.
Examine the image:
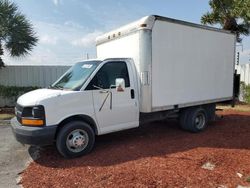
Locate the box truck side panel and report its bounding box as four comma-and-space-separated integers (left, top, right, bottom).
152, 20, 235, 110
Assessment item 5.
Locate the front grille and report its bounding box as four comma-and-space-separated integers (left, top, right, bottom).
15, 104, 32, 124
16, 103, 23, 112
22, 107, 33, 117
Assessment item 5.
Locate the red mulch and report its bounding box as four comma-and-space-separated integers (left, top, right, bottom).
21, 110, 250, 188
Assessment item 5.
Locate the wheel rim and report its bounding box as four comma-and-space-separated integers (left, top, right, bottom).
194, 112, 205, 129
66, 129, 89, 153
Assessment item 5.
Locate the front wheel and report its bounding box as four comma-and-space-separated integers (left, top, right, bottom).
56, 121, 95, 158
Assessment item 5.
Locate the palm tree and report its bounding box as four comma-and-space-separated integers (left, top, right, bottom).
201, 0, 250, 42
0, 0, 38, 67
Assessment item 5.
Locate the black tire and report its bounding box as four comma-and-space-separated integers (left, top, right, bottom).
204, 103, 216, 121
56, 121, 95, 158
179, 109, 189, 130
180, 107, 208, 133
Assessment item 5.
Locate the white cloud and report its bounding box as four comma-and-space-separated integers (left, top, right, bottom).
64, 21, 86, 30
83, 4, 94, 13
40, 35, 58, 45
71, 31, 103, 47
3, 46, 81, 65
33, 21, 82, 48
3, 1, 143, 65
241, 49, 250, 58
52, 0, 61, 6
239, 49, 250, 64
3, 20, 100, 65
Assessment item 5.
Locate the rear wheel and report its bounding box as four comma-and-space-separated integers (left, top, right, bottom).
56, 121, 95, 158
180, 107, 208, 133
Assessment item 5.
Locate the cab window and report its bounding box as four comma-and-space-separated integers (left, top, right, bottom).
86, 61, 130, 90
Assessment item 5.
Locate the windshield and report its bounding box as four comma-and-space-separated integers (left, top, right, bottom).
51, 61, 101, 91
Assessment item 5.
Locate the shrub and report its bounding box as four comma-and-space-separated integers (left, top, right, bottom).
0, 85, 39, 99
240, 82, 250, 103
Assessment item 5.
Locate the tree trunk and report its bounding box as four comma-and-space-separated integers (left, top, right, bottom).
223, 17, 237, 30
223, 17, 242, 42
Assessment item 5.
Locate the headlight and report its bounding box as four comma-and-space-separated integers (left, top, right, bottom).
21, 105, 46, 126
32, 106, 45, 118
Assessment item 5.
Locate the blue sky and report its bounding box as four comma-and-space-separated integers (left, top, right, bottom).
4, 0, 250, 65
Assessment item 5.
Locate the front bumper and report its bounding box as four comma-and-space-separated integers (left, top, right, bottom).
11, 117, 57, 146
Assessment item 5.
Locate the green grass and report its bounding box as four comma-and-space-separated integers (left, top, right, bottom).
245, 85, 250, 103
0, 114, 14, 120
217, 104, 250, 112
241, 83, 250, 104
246, 176, 250, 183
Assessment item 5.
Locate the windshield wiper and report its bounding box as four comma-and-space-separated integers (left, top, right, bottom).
49, 85, 64, 90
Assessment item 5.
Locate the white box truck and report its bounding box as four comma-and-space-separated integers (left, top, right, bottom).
11, 15, 236, 158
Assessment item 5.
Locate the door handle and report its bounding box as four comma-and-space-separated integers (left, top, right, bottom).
130, 89, 135, 99
99, 90, 109, 94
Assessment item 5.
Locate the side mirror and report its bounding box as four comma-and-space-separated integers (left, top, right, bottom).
115, 78, 125, 92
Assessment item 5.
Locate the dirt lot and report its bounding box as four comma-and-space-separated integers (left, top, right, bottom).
21, 108, 250, 188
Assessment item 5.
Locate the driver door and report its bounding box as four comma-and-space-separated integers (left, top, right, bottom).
85, 61, 139, 134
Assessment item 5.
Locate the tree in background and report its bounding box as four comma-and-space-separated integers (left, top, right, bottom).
0, 0, 38, 68
201, 0, 250, 42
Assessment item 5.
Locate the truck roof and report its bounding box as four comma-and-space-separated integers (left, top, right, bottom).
96, 15, 234, 45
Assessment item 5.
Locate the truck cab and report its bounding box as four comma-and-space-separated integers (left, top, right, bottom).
12, 58, 140, 158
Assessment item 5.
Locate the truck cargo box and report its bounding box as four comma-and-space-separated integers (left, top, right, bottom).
96, 15, 236, 113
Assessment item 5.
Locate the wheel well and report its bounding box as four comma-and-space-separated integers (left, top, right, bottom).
179, 103, 216, 120
55, 115, 98, 139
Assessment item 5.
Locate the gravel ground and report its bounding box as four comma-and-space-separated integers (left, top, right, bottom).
0, 121, 31, 188
21, 110, 250, 188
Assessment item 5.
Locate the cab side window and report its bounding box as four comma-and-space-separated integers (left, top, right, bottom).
86, 61, 130, 90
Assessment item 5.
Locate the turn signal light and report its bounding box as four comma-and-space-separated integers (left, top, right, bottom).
22, 119, 44, 126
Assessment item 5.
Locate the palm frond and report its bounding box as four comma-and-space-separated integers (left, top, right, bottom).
201, 0, 250, 42
236, 23, 250, 36
201, 12, 221, 25
5, 14, 38, 57
0, 0, 38, 62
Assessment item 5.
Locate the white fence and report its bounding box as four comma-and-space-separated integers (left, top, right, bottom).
0, 65, 71, 107
236, 64, 250, 102
236, 64, 250, 85
0, 65, 71, 87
